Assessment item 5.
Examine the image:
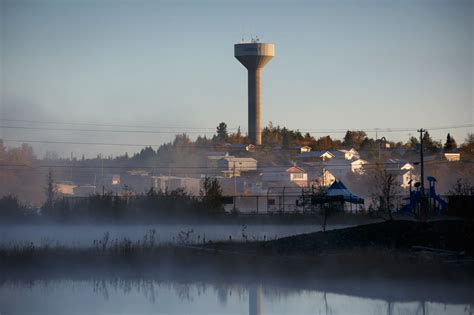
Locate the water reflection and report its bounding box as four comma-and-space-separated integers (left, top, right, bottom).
0, 278, 472, 315
249, 285, 263, 315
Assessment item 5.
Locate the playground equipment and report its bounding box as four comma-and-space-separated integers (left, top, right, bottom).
401, 176, 447, 215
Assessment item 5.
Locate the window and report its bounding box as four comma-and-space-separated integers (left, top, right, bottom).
292, 173, 304, 179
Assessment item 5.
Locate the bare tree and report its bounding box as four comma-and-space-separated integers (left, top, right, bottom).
369, 165, 401, 220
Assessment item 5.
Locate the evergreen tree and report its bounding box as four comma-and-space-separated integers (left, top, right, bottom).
406, 136, 419, 148
443, 133, 457, 151
216, 122, 229, 141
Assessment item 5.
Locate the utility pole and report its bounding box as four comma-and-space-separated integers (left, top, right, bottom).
70, 152, 73, 181
418, 129, 425, 196
233, 161, 237, 212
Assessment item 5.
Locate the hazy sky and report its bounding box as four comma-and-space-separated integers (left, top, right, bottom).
1, 0, 473, 157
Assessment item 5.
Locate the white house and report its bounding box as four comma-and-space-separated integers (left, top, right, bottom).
400, 162, 415, 171
321, 151, 336, 161
316, 169, 337, 187
300, 146, 312, 153
401, 171, 418, 189
338, 148, 359, 160
351, 159, 368, 173
55, 181, 76, 195
444, 152, 460, 162
261, 166, 308, 187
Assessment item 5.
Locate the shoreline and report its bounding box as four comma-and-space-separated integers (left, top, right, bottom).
1, 220, 473, 283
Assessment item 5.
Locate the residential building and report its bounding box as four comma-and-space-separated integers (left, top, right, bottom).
444, 151, 461, 162
207, 152, 230, 168
351, 159, 368, 174
217, 157, 258, 175
55, 181, 76, 196
261, 166, 308, 187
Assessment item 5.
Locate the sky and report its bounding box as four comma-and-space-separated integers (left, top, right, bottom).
1, 0, 473, 158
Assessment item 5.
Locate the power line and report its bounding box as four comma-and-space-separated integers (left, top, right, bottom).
0, 138, 467, 152
1, 119, 472, 135
0, 159, 458, 172
0, 125, 216, 134
0, 118, 220, 131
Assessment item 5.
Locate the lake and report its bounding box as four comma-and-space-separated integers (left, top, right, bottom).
0, 277, 472, 315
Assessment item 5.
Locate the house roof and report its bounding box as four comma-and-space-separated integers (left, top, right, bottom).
207, 151, 229, 157
351, 158, 368, 165
221, 157, 257, 163
297, 151, 324, 159
286, 166, 306, 173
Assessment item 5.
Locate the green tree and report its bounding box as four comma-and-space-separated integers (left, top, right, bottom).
421, 131, 440, 152
216, 122, 229, 142
343, 130, 367, 149
443, 133, 457, 151
406, 136, 419, 148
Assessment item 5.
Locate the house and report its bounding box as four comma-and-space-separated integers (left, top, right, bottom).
315, 169, 337, 187
385, 159, 419, 189
207, 152, 230, 168
297, 148, 358, 162
55, 181, 76, 196
297, 150, 337, 161
351, 159, 368, 174
261, 166, 308, 187
401, 170, 418, 189
299, 146, 312, 153
401, 162, 415, 171
289, 145, 312, 153
321, 150, 337, 161
444, 151, 460, 162
217, 157, 258, 175
338, 148, 359, 160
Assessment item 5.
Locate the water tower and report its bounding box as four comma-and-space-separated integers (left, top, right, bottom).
235, 40, 275, 145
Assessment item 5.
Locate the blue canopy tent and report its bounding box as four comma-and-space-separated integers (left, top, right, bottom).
326, 180, 364, 204
312, 180, 364, 212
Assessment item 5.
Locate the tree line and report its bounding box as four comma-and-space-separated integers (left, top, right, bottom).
0, 176, 225, 224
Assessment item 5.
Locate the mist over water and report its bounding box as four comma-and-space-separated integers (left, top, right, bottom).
0, 278, 472, 315
0, 224, 348, 247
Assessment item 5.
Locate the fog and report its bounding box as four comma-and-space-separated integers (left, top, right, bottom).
0, 223, 350, 247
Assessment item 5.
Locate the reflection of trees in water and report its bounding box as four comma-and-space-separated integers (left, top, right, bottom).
72, 279, 474, 315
